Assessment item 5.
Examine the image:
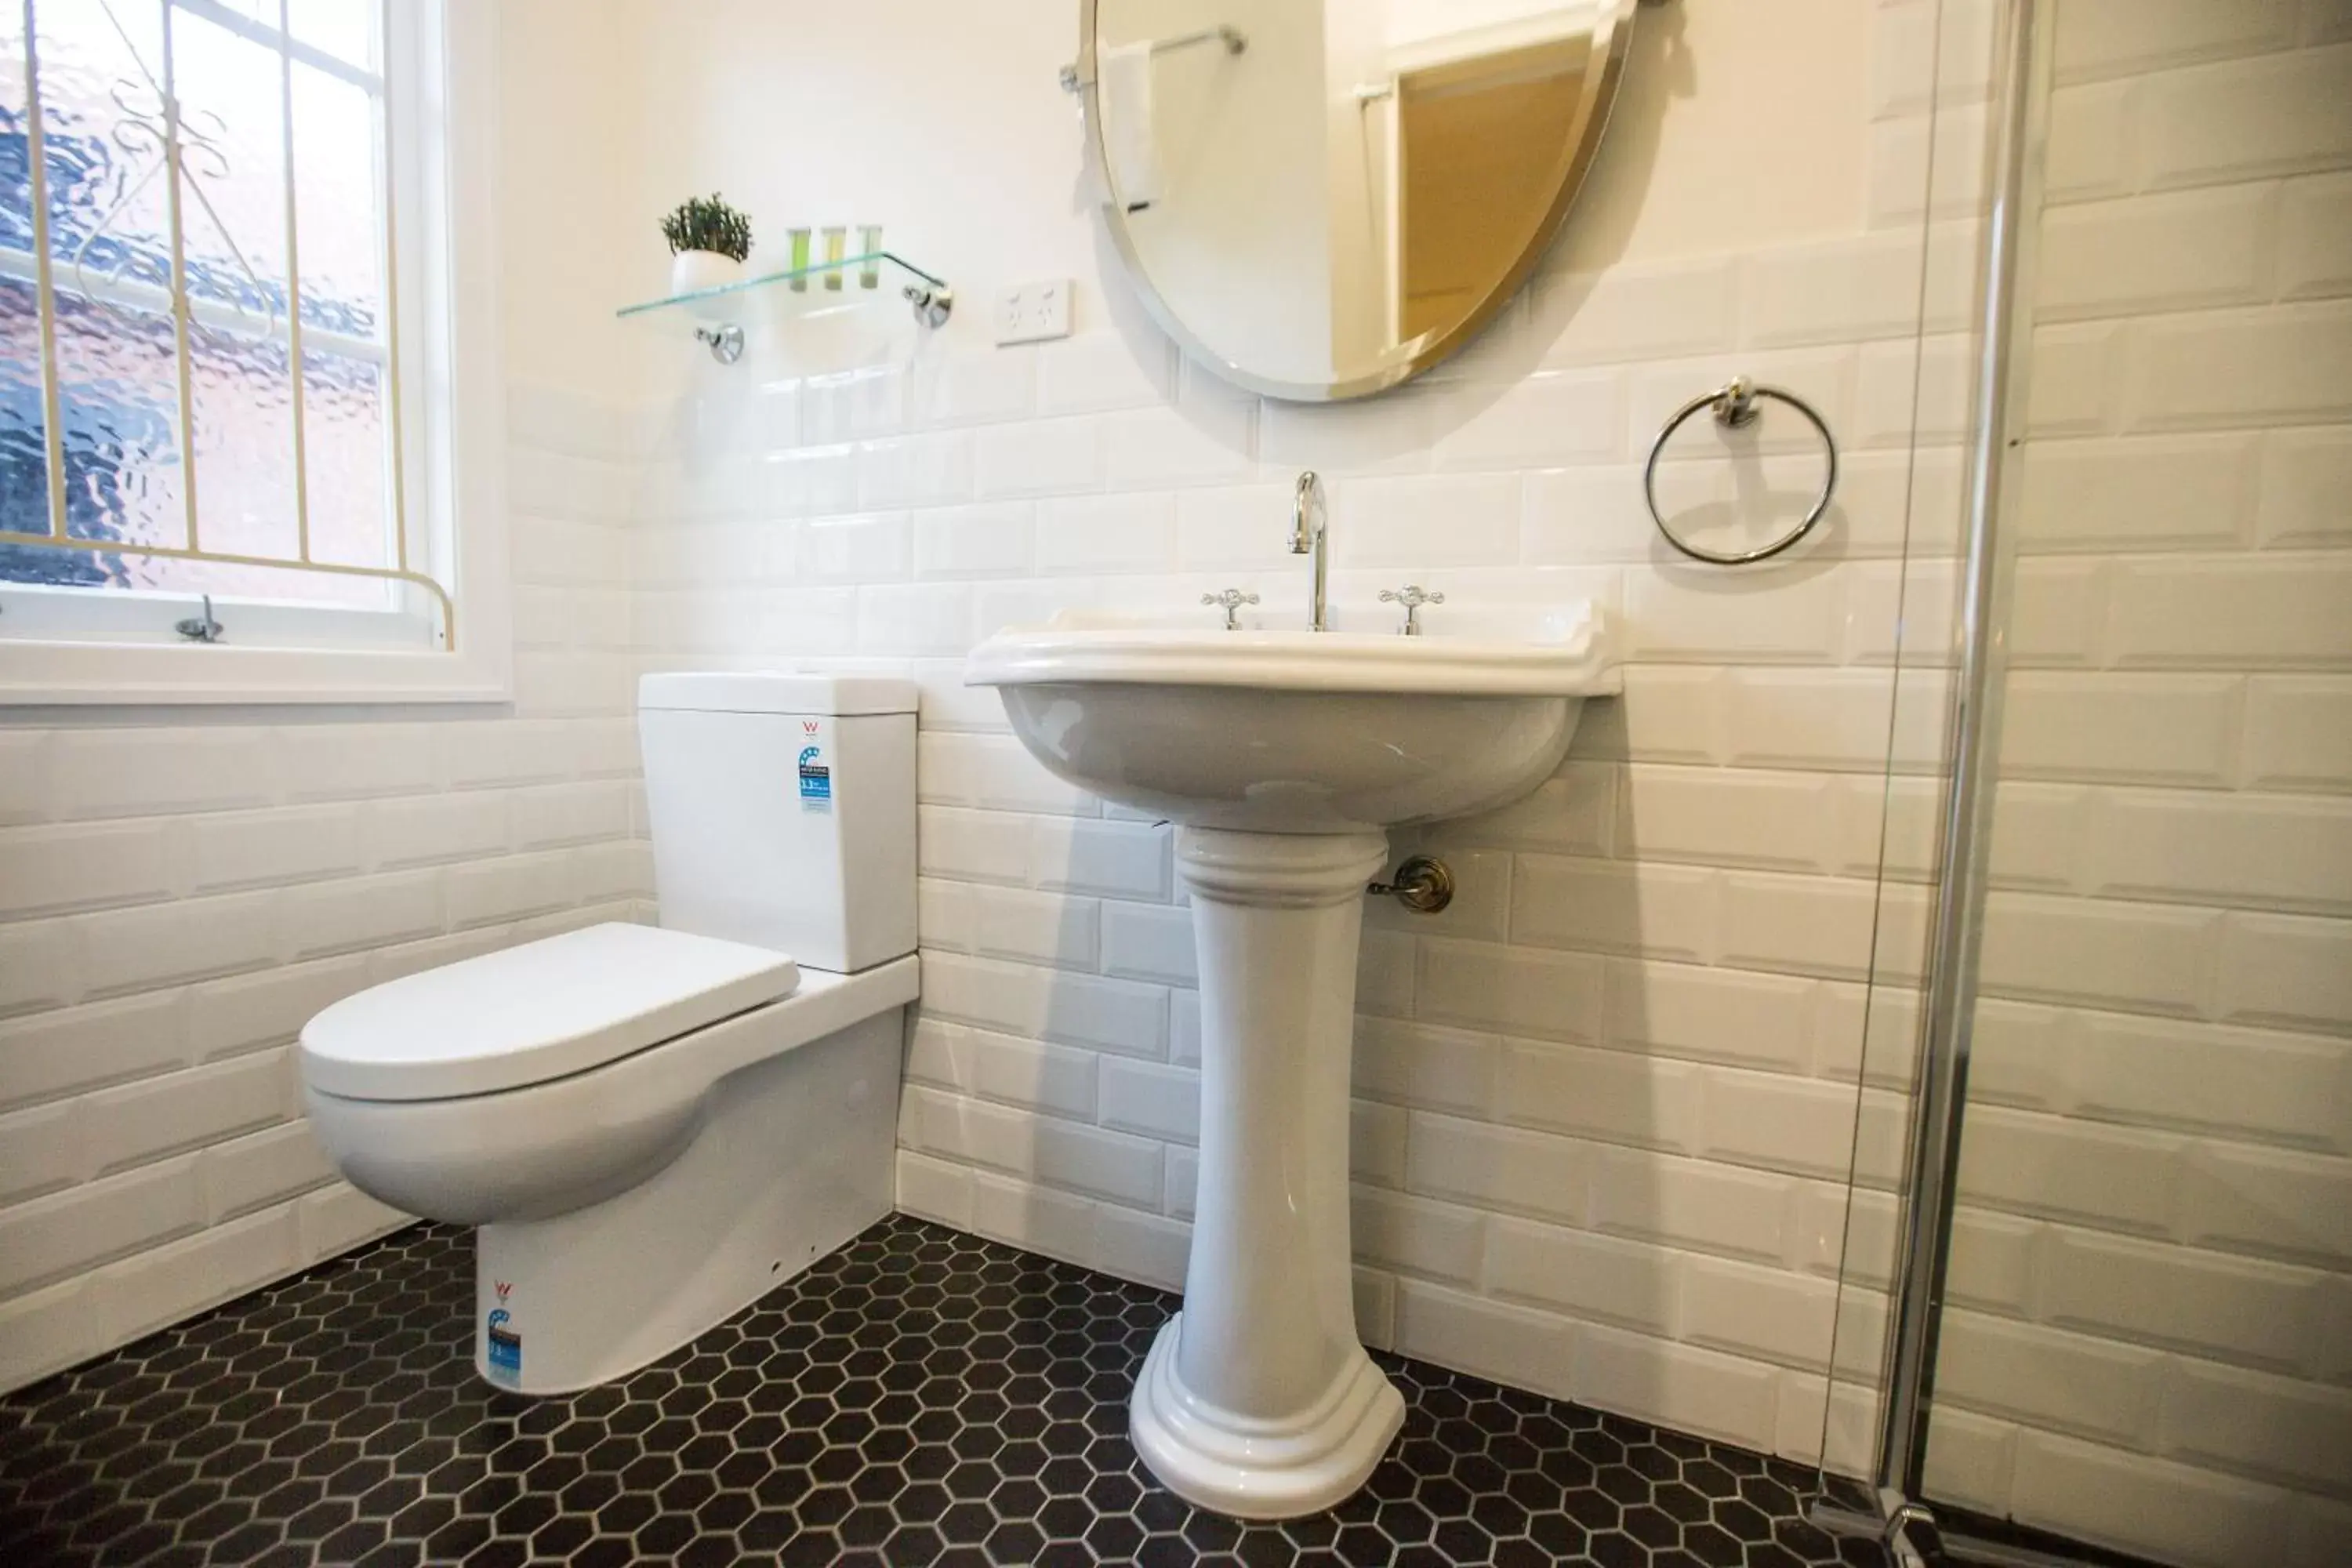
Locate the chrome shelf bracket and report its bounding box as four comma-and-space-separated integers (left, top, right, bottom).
694, 324, 744, 365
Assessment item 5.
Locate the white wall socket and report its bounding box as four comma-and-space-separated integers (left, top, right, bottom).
994, 279, 1074, 345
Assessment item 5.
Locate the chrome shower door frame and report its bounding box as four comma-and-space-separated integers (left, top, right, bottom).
1814, 0, 2056, 1561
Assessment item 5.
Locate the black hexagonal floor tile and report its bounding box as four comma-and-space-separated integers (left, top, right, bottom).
0, 1216, 1903, 1566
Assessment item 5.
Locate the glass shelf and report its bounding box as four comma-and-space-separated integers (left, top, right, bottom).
618, 252, 952, 362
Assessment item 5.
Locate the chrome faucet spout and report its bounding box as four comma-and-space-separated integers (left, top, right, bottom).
1290, 470, 1329, 632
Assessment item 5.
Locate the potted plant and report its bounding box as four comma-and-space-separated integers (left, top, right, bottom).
661, 192, 753, 297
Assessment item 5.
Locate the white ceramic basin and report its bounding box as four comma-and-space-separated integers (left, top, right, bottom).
964, 601, 1616, 1522
964, 606, 1620, 833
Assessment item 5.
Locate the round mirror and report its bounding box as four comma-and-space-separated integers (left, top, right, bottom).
1080, 0, 1642, 401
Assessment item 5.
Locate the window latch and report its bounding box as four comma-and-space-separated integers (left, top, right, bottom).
174, 595, 224, 644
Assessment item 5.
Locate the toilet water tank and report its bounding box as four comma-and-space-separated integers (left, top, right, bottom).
637, 673, 917, 972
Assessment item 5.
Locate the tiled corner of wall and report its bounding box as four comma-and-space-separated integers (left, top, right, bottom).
1926, 9, 2352, 1565
0, 381, 659, 1395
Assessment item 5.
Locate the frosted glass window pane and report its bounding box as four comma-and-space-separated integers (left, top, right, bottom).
286, 0, 373, 71
166, 13, 303, 575
186, 317, 296, 564
38, 288, 184, 578
0, 280, 65, 583
291, 59, 378, 339
193, 1, 374, 72
1, 1, 397, 613
1, 0, 28, 252
169, 7, 291, 324
1, 9, 52, 572
32, 0, 176, 296
299, 347, 387, 575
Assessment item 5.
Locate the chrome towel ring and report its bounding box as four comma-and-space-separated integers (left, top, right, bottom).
1642, 375, 1838, 565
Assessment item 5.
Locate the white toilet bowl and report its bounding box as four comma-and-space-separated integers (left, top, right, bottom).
296, 673, 923, 1395
301, 922, 918, 1393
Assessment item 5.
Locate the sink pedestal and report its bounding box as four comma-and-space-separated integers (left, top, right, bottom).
967, 606, 1617, 1517
1129, 827, 1405, 1519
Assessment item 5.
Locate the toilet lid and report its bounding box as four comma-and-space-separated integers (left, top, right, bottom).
299, 923, 800, 1102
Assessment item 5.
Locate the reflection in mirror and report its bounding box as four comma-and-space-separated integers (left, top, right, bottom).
1086, 0, 1640, 401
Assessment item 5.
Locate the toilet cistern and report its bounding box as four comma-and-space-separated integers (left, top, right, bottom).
1289, 470, 1330, 631
294, 673, 921, 1396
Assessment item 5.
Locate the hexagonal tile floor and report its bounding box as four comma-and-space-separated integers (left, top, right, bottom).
0, 1216, 1882, 1566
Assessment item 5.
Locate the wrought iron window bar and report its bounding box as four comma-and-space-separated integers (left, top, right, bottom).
2, 0, 454, 648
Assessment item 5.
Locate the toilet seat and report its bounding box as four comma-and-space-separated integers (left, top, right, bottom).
299, 953, 917, 1230
301, 923, 799, 1102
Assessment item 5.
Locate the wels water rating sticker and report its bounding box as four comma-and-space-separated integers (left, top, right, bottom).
485, 1280, 521, 1382
798, 744, 833, 811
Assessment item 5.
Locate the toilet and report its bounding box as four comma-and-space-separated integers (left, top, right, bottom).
297, 673, 920, 1395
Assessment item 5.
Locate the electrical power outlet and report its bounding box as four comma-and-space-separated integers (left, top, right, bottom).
994, 279, 1074, 345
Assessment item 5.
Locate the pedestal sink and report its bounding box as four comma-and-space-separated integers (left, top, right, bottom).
965, 605, 1617, 1519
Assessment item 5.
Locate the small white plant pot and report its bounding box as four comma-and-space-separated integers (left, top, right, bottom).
670, 249, 744, 314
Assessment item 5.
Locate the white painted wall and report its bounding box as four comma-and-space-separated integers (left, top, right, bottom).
0, 0, 659, 1392
496, 0, 659, 397
1556, 0, 1876, 270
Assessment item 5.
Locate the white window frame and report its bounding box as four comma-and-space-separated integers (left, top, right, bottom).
0, 0, 510, 706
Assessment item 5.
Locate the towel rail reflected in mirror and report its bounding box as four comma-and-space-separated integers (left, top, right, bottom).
1073, 0, 1643, 401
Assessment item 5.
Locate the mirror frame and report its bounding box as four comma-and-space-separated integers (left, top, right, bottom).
1077, 0, 1643, 402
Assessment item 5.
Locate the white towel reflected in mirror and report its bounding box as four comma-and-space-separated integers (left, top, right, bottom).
1100, 40, 1163, 213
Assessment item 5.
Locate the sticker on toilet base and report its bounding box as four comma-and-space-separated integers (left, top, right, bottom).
797, 744, 833, 812
485, 1306, 521, 1382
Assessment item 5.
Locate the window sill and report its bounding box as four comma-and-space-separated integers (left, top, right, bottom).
0, 638, 512, 707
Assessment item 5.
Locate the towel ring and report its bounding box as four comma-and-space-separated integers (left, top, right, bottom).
1642, 376, 1838, 566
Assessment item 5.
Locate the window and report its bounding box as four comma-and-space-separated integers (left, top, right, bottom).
0, 0, 506, 702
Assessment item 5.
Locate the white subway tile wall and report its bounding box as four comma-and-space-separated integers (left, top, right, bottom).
0, 383, 657, 1392
1928, 7, 2352, 1566
612, 0, 2005, 1530
0, 8, 2337, 1568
